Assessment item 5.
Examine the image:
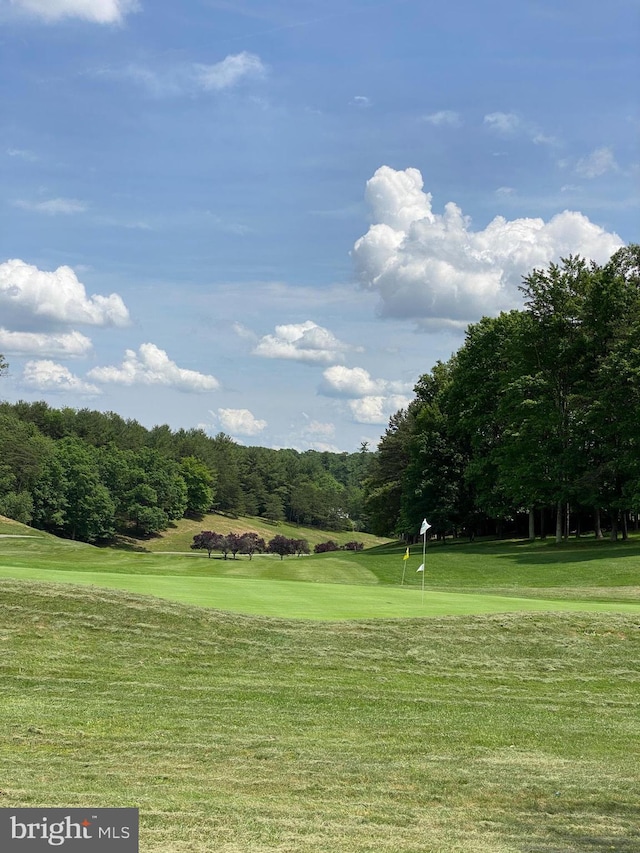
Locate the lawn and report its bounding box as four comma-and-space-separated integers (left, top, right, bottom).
1, 520, 639, 850
0, 580, 638, 852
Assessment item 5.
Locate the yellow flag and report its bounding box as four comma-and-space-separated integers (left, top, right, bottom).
403, 547, 409, 560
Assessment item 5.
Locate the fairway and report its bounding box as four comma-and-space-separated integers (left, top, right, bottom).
1, 523, 640, 851
2, 563, 640, 619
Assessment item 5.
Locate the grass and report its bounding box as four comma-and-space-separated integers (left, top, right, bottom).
1, 520, 639, 618
1, 518, 639, 850
1, 581, 639, 852
136, 512, 390, 553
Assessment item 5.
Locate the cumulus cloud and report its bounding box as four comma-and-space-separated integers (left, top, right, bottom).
351, 166, 623, 327
319, 366, 412, 425
216, 408, 267, 436
575, 146, 619, 178
348, 395, 412, 425
8, 0, 139, 24
320, 365, 410, 398
254, 321, 353, 364
88, 343, 219, 392
0, 328, 92, 357
23, 360, 100, 395
112, 52, 266, 97
0, 259, 130, 328
424, 110, 462, 127
14, 197, 87, 214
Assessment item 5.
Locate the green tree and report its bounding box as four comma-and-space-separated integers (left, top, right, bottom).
55, 438, 116, 542
180, 456, 214, 516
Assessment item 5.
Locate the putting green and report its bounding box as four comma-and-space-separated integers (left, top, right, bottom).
2, 564, 640, 620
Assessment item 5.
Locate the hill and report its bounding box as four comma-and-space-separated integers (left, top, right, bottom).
136, 511, 391, 553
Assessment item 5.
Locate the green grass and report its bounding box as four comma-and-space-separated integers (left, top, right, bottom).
1, 521, 639, 618
136, 512, 390, 553
1, 519, 639, 850
1, 581, 639, 852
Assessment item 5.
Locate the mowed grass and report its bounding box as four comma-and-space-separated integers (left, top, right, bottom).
1, 520, 640, 849
138, 512, 390, 553
1, 581, 639, 852
1, 519, 640, 619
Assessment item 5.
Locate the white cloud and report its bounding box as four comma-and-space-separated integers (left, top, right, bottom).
352, 165, 623, 326
88, 343, 219, 392
0, 259, 130, 328
14, 197, 86, 214
113, 53, 266, 97
320, 366, 412, 427
348, 395, 412, 425
216, 408, 267, 436
320, 365, 410, 398
484, 112, 522, 134
8, 0, 138, 24
0, 328, 92, 357
194, 52, 266, 91
254, 321, 352, 364
22, 360, 100, 395
424, 110, 462, 127
303, 420, 335, 438
484, 112, 557, 146
232, 321, 258, 341
575, 146, 619, 178
351, 95, 371, 108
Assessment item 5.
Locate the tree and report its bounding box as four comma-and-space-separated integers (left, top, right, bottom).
267, 535, 296, 560
292, 538, 310, 556
180, 456, 214, 516
191, 531, 222, 558
239, 532, 266, 560
54, 438, 116, 542
313, 540, 340, 553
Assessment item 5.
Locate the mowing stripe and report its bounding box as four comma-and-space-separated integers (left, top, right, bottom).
1, 565, 640, 620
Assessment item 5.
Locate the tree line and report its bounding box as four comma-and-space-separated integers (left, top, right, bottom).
0, 397, 370, 543
364, 246, 640, 543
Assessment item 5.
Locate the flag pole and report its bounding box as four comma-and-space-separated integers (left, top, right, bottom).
421, 526, 426, 604
418, 519, 430, 605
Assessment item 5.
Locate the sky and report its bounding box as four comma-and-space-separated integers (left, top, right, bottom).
0, 0, 637, 453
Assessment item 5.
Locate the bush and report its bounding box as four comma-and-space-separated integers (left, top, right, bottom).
342, 541, 364, 551
313, 540, 340, 554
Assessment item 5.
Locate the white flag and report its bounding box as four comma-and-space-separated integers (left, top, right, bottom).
417, 564, 424, 572
420, 519, 431, 535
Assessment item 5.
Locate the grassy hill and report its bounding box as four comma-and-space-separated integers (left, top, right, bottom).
135, 511, 391, 552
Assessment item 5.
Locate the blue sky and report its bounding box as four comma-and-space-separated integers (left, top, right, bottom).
0, 0, 637, 452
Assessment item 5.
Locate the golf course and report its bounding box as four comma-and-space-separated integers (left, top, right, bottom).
1, 513, 639, 851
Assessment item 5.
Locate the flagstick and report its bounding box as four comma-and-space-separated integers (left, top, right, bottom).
401, 560, 406, 586
421, 528, 426, 605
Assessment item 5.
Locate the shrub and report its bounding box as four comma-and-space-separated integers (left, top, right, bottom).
313, 540, 340, 554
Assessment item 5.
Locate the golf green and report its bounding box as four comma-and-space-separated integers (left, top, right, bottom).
2, 564, 639, 619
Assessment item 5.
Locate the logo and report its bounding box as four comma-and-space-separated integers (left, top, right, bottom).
0, 809, 138, 851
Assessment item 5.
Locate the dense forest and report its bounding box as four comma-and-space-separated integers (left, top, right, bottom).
364, 245, 640, 543
1, 246, 638, 545
0, 394, 371, 542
